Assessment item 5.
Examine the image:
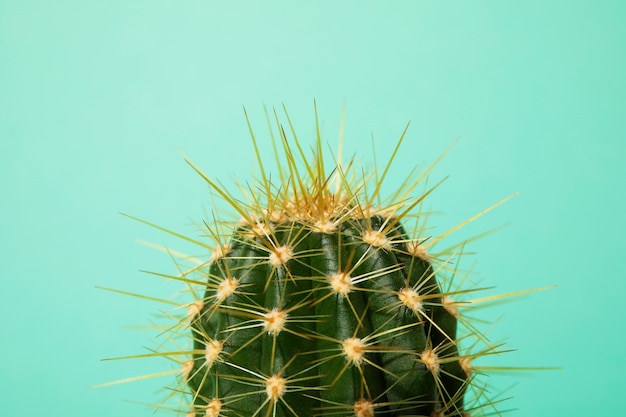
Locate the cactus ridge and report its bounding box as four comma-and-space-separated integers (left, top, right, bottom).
110, 107, 522, 417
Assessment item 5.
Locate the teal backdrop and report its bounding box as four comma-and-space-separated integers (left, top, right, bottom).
1, 1, 624, 416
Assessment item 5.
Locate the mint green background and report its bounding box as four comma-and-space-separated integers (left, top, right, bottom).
1, 1, 624, 416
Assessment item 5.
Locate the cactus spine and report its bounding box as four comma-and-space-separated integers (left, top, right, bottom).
116, 107, 519, 417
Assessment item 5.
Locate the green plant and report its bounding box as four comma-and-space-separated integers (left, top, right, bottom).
106, 106, 535, 417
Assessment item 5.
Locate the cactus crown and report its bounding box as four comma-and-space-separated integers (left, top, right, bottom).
110, 106, 521, 417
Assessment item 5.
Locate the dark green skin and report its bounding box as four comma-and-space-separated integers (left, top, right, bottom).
188, 216, 467, 416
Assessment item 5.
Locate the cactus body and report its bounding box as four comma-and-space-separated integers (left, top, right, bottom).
188, 211, 467, 417
112, 107, 522, 417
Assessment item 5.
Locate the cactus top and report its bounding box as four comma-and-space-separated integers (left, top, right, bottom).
180, 111, 478, 417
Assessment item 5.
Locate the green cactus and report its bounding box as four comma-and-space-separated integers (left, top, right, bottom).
186, 210, 468, 417
109, 106, 530, 417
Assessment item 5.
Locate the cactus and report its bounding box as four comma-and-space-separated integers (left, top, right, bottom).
108, 106, 528, 417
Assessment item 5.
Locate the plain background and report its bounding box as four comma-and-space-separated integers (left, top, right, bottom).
1, 1, 624, 416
